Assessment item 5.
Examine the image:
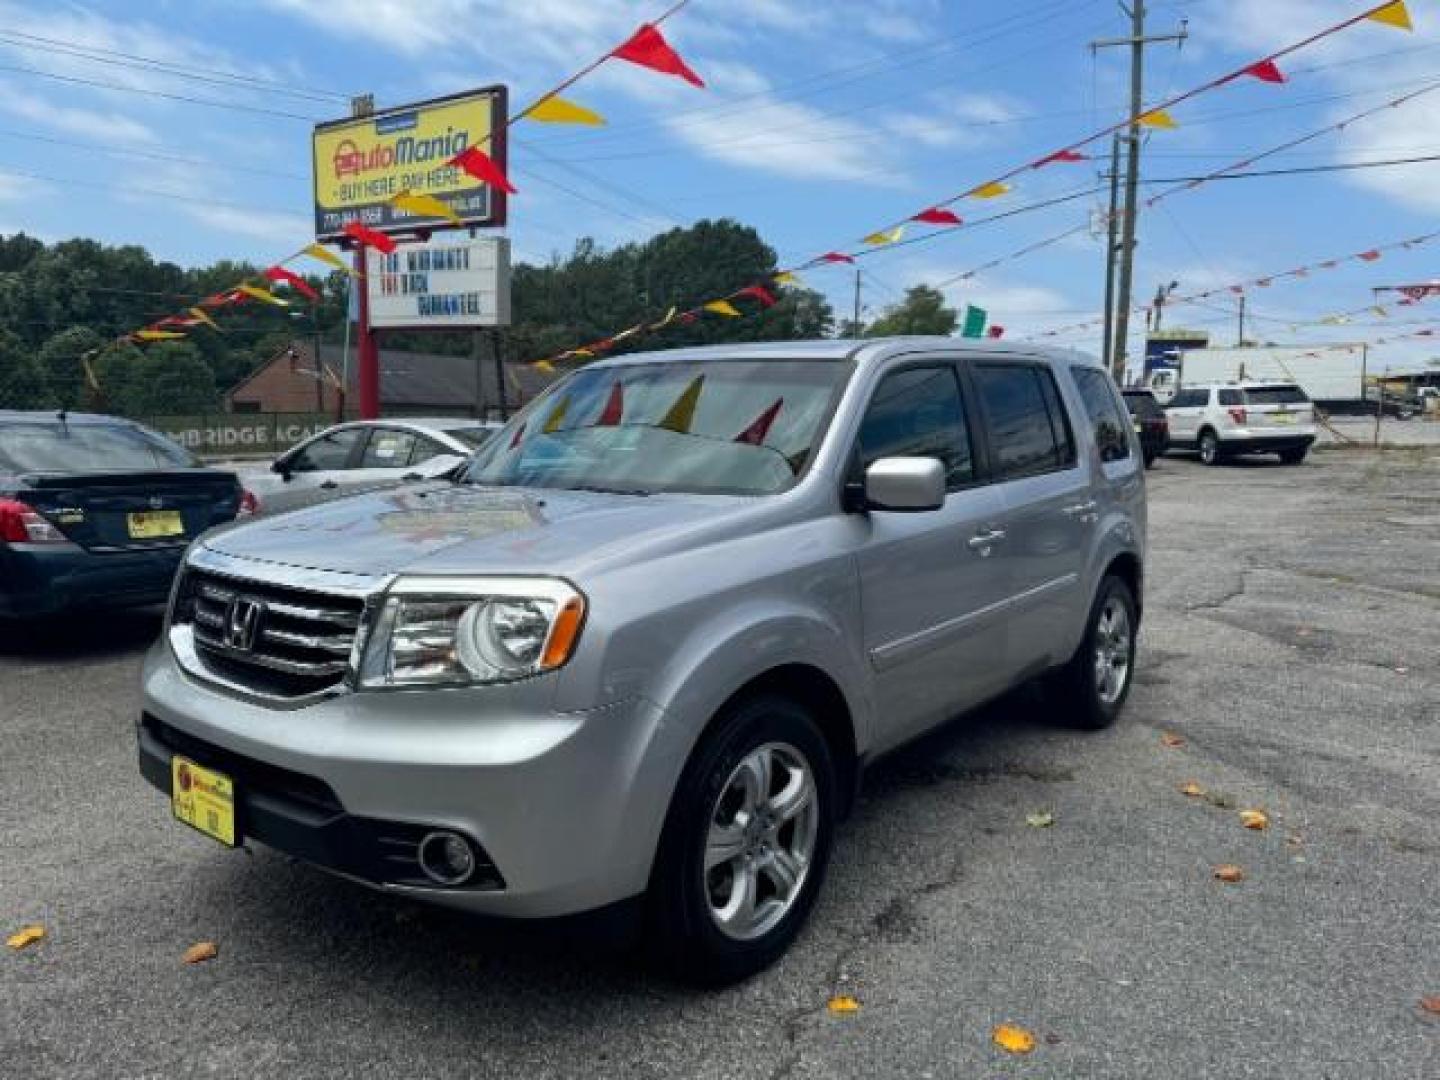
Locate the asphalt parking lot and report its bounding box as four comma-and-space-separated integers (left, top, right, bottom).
3, 446, 1437, 1079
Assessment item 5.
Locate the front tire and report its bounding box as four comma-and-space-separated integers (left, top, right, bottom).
649, 695, 836, 985
1047, 575, 1138, 730
1198, 430, 1223, 466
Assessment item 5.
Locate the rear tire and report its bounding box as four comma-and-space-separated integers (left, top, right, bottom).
1278, 447, 1307, 465
1143, 452, 1156, 469
648, 695, 836, 985
1198, 430, 1222, 466
1047, 575, 1138, 730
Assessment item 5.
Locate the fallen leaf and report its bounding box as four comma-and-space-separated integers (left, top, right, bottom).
1160, 732, 1186, 748
6, 925, 44, 950
1180, 781, 1206, 798
827, 995, 860, 1015
1239, 809, 1269, 831
1420, 996, 1440, 1015
993, 1023, 1037, 1054
1214, 864, 1245, 883
182, 941, 218, 965
1025, 812, 1055, 828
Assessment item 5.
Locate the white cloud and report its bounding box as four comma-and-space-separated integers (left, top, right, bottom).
0, 83, 160, 144
178, 204, 313, 246
0, 174, 31, 202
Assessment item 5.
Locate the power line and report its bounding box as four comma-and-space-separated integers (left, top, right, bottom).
0, 62, 321, 121
0, 128, 310, 181
1141, 152, 1440, 181
0, 165, 303, 215
0, 28, 350, 103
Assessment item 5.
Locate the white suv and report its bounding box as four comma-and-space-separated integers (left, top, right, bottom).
1164, 382, 1316, 465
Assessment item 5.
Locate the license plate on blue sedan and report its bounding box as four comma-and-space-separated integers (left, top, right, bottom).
128, 510, 183, 539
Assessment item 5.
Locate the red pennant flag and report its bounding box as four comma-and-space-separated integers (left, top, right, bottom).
264, 266, 320, 301
611, 23, 704, 87
1035, 148, 1089, 167
342, 221, 398, 254
818, 252, 855, 265
1357, 249, 1382, 262
1243, 59, 1286, 84
679, 311, 699, 325
912, 207, 963, 226
448, 145, 517, 194
987, 325, 1005, 339
1230, 286, 1245, 295
734, 398, 783, 446
736, 284, 777, 308
596, 382, 624, 426
509, 424, 524, 450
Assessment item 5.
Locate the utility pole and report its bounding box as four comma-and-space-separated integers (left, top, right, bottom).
1093, 5, 1187, 382
1237, 293, 1246, 346
852, 268, 863, 336
1101, 133, 1122, 374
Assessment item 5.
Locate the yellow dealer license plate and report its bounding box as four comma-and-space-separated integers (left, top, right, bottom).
1271, 413, 1296, 424
128, 510, 183, 539
172, 757, 237, 846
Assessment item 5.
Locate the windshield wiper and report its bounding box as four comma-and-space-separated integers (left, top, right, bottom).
566, 484, 653, 497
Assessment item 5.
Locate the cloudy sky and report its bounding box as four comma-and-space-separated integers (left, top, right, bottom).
3, 0, 1439, 372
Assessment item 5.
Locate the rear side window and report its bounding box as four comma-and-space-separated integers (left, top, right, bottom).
1218, 389, 1243, 407
359, 428, 419, 468
1245, 386, 1309, 405
1169, 389, 1206, 408
857, 366, 975, 490
409, 435, 454, 466
1071, 367, 1132, 462
974, 364, 1076, 479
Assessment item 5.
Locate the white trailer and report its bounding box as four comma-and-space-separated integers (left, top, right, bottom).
1148, 346, 1366, 405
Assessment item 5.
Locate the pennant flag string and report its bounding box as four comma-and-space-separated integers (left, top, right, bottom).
524, 95, 606, 126
263, 265, 320, 301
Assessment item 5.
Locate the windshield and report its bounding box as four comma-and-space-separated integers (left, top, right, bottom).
446, 426, 494, 449
465, 359, 848, 496
0, 420, 197, 474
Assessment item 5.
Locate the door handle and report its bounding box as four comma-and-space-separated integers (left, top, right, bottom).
967, 528, 1006, 553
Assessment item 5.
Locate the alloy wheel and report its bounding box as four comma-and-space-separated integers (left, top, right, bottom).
704, 741, 819, 942
1093, 596, 1132, 706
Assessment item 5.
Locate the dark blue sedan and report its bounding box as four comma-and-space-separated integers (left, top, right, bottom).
0, 411, 250, 619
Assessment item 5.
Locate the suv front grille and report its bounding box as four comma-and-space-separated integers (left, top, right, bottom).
177, 569, 365, 698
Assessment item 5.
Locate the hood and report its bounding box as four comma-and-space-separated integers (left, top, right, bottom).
201, 482, 739, 578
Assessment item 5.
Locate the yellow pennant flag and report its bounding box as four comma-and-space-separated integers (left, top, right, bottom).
535, 360, 556, 374
773, 271, 799, 285
650, 305, 679, 331
391, 189, 462, 225
658, 376, 704, 434
133, 329, 186, 341
969, 181, 1011, 199
542, 395, 570, 433
525, 95, 606, 126
187, 307, 221, 331
303, 243, 356, 276
237, 284, 289, 307
82, 355, 101, 393
1368, 1, 1413, 31
704, 300, 741, 317
1373, 306, 1389, 318
1138, 109, 1178, 130
863, 226, 904, 246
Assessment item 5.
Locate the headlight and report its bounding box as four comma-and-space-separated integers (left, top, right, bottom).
356, 577, 586, 689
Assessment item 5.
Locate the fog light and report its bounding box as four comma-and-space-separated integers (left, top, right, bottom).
417, 830, 476, 886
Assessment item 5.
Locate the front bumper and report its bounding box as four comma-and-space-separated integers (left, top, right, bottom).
139, 641, 679, 918
0, 542, 183, 618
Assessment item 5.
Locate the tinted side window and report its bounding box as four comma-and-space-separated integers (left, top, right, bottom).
408, 435, 453, 466
289, 428, 362, 473
1072, 367, 1132, 462
974, 365, 1072, 479
1171, 389, 1205, 408
857, 366, 974, 490
1245, 386, 1308, 405
1218, 389, 1243, 407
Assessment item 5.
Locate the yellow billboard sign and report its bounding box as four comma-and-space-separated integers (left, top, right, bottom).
312, 86, 507, 241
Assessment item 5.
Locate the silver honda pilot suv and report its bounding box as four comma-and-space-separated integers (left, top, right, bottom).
139, 338, 1145, 983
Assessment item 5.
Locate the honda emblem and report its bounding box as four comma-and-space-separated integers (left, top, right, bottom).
224, 597, 264, 652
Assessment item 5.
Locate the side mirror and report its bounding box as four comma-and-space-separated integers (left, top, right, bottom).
272, 458, 292, 481
862, 456, 946, 512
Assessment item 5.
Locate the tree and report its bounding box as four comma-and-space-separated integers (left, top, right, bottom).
0, 329, 52, 410
95, 341, 217, 416
37, 326, 105, 410
865, 285, 958, 338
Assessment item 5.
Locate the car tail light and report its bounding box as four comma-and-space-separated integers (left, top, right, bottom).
238, 489, 260, 518
0, 499, 68, 544
1227, 407, 1247, 425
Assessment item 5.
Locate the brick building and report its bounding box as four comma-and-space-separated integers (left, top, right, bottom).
225, 340, 551, 418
